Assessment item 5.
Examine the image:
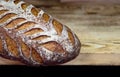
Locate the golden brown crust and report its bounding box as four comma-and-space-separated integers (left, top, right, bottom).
5, 32, 19, 57
31, 7, 39, 17
40, 41, 65, 53
15, 22, 35, 31
0, 13, 17, 23
19, 39, 30, 59
21, 3, 30, 11
0, 9, 8, 15
42, 13, 50, 22
5, 18, 26, 28
31, 47, 43, 63
52, 19, 63, 35
32, 35, 50, 41
14, 0, 20, 4
67, 29, 75, 45
24, 28, 43, 36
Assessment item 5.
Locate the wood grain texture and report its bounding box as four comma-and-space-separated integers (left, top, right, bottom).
1, 1, 120, 65
61, 0, 120, 4
23, 0, 60, 6
64, 53, 120, 65
0, 57, 24, 65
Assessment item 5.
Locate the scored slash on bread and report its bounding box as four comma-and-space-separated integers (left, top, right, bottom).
0, 0, 81, 65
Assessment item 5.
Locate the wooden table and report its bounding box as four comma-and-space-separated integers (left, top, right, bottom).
1, 3, 120, 65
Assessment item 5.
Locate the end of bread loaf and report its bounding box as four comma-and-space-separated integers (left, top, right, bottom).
34, 22, 81, 65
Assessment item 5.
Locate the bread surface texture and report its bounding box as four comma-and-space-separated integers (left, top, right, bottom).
0, 0, 81, 65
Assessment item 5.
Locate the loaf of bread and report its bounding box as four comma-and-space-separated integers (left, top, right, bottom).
0, 0, 81, 65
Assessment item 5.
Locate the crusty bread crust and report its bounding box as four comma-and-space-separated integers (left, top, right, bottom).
0, 0, 81, 65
